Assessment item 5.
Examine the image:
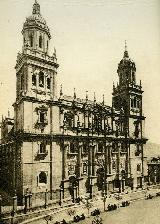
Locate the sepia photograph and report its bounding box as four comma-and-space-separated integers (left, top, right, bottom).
0, 0, 160, 223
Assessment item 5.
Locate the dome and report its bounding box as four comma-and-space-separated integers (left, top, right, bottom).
118, 42, 136, 68
22, 0, 51, 39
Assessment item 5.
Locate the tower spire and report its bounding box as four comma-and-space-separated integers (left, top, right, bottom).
123, 40, 129, 58
94, 92, 96, 104
33, 0, 40, 15
86, 91, 88, 102
125, 40, 127, 51
102, 94, 105, 105
74, 88, 76, 99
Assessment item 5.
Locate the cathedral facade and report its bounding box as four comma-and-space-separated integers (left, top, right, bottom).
0, 1, 147, 204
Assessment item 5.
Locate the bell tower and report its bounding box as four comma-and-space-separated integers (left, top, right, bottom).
112, 41, 141, 116
12, 1, 61, 198
14, 0, 59, 133
15, 0, 58, 103
112, 42, 147, 189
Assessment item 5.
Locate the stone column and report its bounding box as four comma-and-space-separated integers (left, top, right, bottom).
92, 145, 96, 176
12, 193, 17, 216
104, 143, 109, 196
119, 179, 122, 193
62, 144, 68, 180
44, 189, 48, 209
117, 143, 122, 193
133, 177, 137, 190
108, 144, 112, 174
24, 194, 29, 214
77, 143, 82, 197
141, 143, 144, 188
88, 143, 92, 176
78, 144, 82, 177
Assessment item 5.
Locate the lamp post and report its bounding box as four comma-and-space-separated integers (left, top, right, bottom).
28, 192, 32, 212
24, 189, 31, 214
59, 185, 63, 206
90, 177, 93, 199
12, 191, 17, 217
44, 189, 48, 209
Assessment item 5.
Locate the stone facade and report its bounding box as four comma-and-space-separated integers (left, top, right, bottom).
0, 1, 147, 204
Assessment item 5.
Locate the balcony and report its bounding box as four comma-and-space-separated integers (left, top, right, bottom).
135, 150, 141, 156
35, 150, 48, 160
35, 119, 48, 129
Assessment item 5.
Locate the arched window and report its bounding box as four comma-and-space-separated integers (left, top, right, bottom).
39, 172, 47, 184
32, 74, 36, 86
39, 72, 44, 87
39, 142, 46, 154
39, 35, 42, 48
29, 34, 33, 47
47, 78, 51, 89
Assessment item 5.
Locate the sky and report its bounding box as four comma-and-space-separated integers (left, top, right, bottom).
0, 0, 160, 143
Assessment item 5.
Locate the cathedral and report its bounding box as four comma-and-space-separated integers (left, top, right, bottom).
0, 1, 147, 204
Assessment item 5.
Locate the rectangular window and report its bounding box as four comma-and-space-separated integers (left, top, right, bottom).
68, 164, 75, 176
47, 78, 51, 89
131, 98, 134, 107
83, 163, 87, 174
98, 142, 103, 153
70, 142, 78, 153
39, 72, 44, 87
134, 97, 137, 108
38, 171, 47, 185
82, 143, 88, 154
137, 164, 141, 172
32, 74, 36, 86
40, 112, 45, 123
39, 143, 46, 154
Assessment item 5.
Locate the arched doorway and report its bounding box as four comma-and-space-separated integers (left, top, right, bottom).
96, 168, 104, 191
68, 175, 78, 202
